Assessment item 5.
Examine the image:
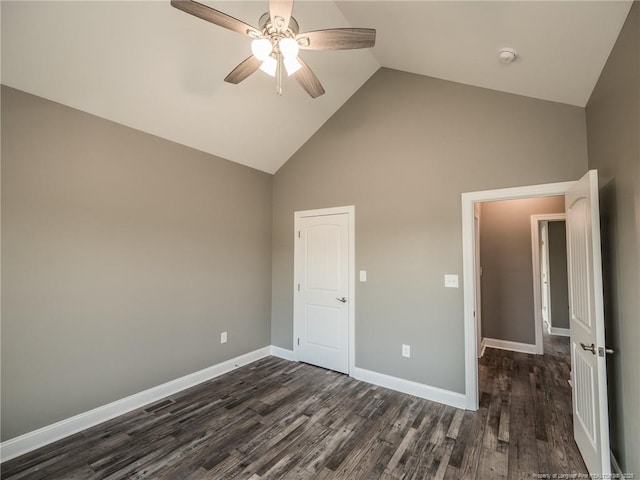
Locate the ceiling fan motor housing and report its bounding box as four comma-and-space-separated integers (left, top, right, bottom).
258, 12, 299, 38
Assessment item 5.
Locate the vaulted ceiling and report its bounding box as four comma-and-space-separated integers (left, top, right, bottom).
1, 1, 633, 173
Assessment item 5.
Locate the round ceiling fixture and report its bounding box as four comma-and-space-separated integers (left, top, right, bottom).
498, 48, 518, 64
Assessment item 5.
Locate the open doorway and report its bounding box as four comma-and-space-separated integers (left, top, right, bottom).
531, 214, 570, 344
475, 196, 565, 356
461, 172, 612, 475
461, 180, 576, 409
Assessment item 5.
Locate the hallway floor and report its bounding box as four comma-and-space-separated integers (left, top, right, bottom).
478, 332, 587, 478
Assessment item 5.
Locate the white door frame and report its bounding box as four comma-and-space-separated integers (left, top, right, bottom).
293, 206, 356, 374
474, 204, 483, 357
461, 181, 575, 410
531, 213, 567, 354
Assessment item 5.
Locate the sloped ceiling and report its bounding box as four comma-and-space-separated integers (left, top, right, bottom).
1, 1, 633, 173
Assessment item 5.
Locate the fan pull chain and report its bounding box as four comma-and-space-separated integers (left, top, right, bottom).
276, 54, 283, 95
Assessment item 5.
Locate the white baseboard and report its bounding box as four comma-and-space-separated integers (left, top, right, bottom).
479, 339, 487, 358
0, 346, 271, 463
267, 350, 467, 411
550, 327, 570, 337
269, 346, 296, 361
483, 337, 538, 355
350, 367, 467, 410
2, 345, 469, 463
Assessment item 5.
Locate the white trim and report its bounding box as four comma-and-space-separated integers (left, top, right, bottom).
462, 180, 575, 410
610, 450, 624, 477
530, 214, 566, 222
550, 327, 570, 337
479, 338, 487, 358
265, 346, 472, 411
267, 348, 469, 410
1, 346, 472, 464
474, 205, 483, 358
270, 345, 296, 361
483, 337, 538, 355
293, 206, 355, 375
347, 208, 355, 375
531, 213, 567, 355
295, 206, 353, 219
350, 367, 467, 410
0, 346, 271, 463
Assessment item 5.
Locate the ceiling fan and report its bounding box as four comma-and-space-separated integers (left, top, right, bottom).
171, 0, 376, 98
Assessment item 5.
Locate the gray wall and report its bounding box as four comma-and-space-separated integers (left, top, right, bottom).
585, 1, 639, 473
272, 68, 588, 393
548, 221, 569, 330
479, 197, 565, 344
1, 86, 273, 441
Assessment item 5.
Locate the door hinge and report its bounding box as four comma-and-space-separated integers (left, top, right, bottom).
298, 231, 301, 238
297, 283, 300, 292
297, 338, 300, 346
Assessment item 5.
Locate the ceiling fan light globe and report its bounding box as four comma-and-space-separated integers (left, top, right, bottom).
279, 37, 300, 59
260, 56, 278, 77
284, 57, 302, 76
251, 38, 273, 61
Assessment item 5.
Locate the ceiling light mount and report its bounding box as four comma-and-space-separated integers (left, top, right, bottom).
255, 12, 303, 92
498, 48, 518, 64
258, 12, 299, 38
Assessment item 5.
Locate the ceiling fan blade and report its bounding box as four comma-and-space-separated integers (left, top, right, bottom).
224, 56, 262, 84
269, 0, 294, 32
171, 0, 260, 38
297, 28, 376, 50
293, 57, 325, 98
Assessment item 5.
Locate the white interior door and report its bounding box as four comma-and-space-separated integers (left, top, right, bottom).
294, 211, 350, 374
565, 170, 610, 475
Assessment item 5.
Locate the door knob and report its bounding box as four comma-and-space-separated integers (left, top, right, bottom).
598, 347, 615, 357
336, 297, 347, 303
580, 342, 596, 354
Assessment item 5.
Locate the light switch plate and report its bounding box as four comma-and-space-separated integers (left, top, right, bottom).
359, 270, 367, 282
444, 274, 459, 288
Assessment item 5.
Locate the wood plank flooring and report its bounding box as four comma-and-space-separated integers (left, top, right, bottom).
2, 334, 586, 479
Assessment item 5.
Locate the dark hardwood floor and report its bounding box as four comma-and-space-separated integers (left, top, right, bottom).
2, 334, 586, 479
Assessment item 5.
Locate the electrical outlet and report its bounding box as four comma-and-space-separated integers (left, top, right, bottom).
402, 344, 410, 358
220, 331, 228, 344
